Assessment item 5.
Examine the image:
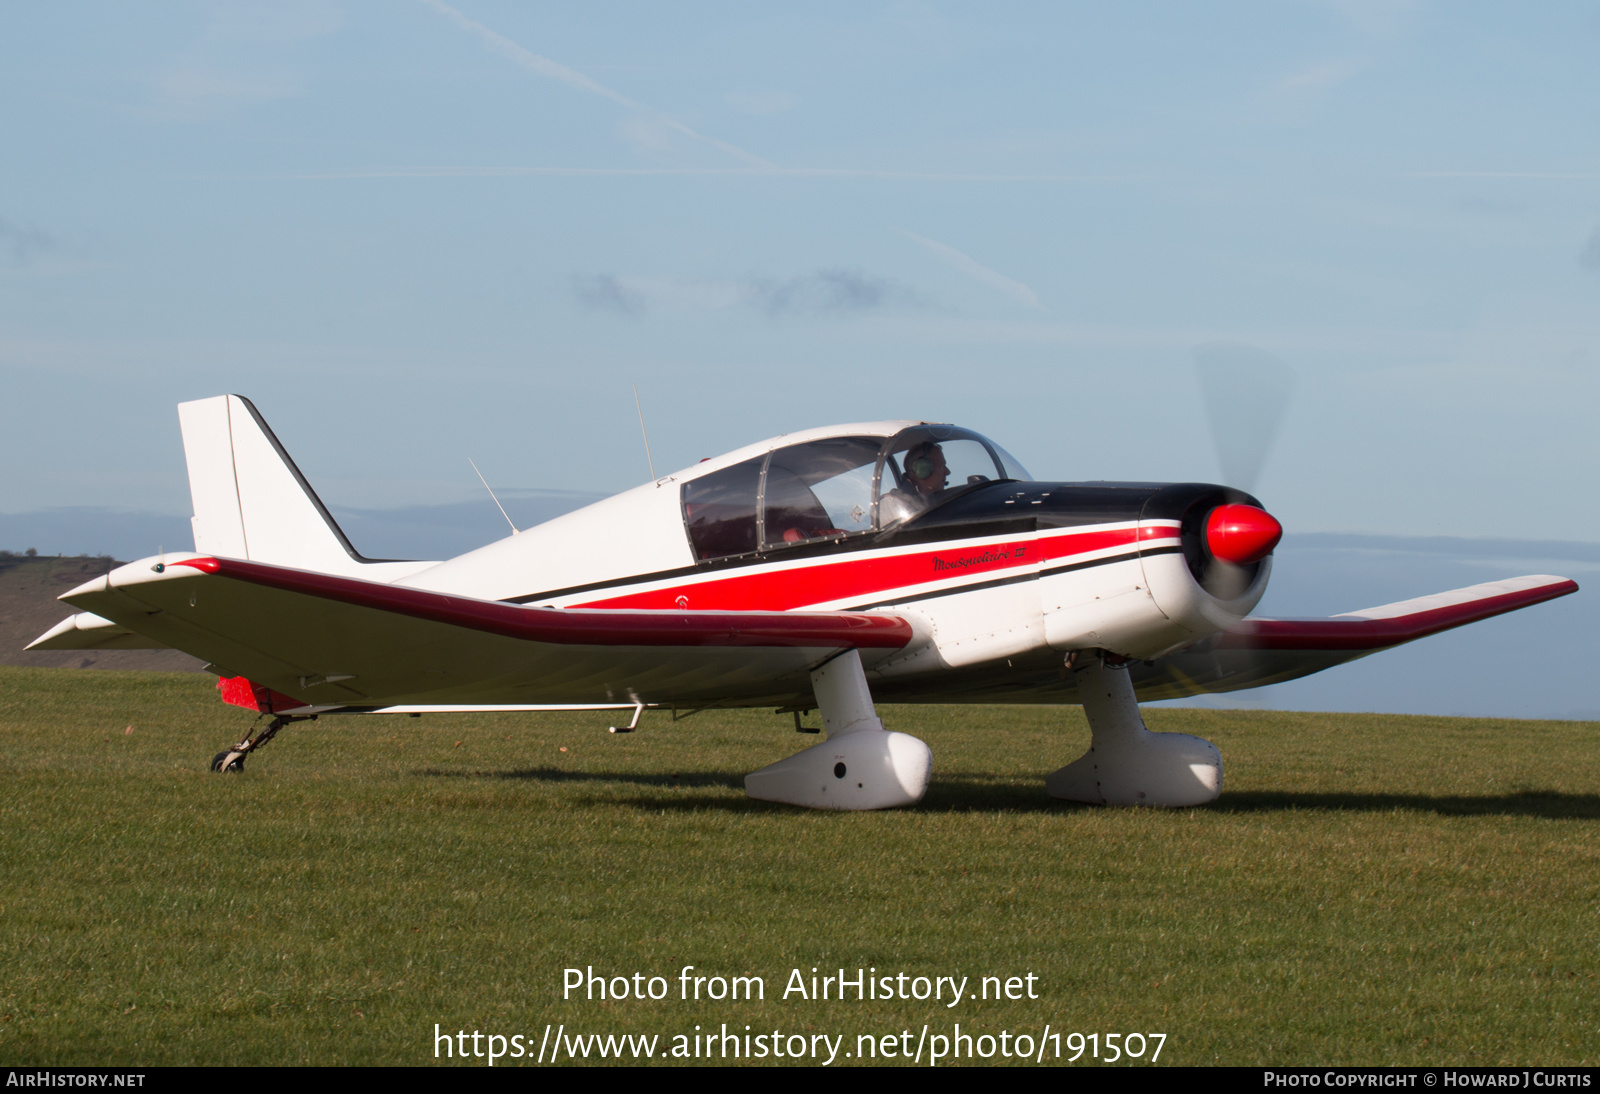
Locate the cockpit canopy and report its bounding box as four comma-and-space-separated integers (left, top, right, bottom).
681, 425, 1032, 561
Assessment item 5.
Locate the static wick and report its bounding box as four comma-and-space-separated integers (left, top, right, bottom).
468, 457, 519, 535
633, 384, 658, 484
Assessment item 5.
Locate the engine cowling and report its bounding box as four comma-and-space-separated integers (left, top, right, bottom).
1137, 485, 1278, 653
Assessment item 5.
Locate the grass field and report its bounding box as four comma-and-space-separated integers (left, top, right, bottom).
1, 664, 1597, 1066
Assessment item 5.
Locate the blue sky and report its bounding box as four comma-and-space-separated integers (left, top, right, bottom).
3, 0, 1598, 544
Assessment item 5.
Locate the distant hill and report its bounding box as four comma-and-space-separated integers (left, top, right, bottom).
0, 553, 204, 672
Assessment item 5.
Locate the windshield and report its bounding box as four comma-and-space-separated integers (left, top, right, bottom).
874, 425, 1028, 528
682, 424, 1031, 559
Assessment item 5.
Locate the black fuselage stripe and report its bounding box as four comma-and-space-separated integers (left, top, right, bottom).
1044, 543, 1178, 575
501, 528, 1180, 607
501, 514, 1058, 603
504, 543, 1181, 608
501, 531, 1025, 603
840, 571, 1037, 610
504, 564, 704, 604
839, 546, 1178, 610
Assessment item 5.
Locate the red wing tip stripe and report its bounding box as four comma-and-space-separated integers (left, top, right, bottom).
1219, 580, 1578, 651
170, 557, 221, 573
194, 556, 912, 649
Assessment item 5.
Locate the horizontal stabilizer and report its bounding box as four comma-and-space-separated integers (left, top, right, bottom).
27, 612, 170, 651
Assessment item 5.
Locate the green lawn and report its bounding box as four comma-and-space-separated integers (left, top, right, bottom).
1, 665, 1596, 1066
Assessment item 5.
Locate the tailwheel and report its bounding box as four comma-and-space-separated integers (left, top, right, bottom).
208, 713, 315, 773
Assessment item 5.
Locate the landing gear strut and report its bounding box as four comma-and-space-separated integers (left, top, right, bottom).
1048, 653, 1222, 807
745, 649, 932, 810
209, 713, 316, 773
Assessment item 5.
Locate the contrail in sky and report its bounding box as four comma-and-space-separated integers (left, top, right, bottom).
237, 166, 1127, 182
1404, 172, 1600, 180
418, 0, 775, 169
899, 229, 1044, 310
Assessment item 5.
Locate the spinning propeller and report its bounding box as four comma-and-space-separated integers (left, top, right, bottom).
1193, 342, 1297, 496
1186, 343, 1295, 597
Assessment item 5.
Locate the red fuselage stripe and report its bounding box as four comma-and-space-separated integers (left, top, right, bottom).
573, 524, 1175, 611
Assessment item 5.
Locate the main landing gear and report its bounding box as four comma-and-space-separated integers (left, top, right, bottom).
209, 713, 317, 773
744, 649, 933, 811
740, 648, 1222, 811
1047, 653, 1223, 807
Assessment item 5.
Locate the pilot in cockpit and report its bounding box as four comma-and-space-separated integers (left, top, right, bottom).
878, 441, 950, 526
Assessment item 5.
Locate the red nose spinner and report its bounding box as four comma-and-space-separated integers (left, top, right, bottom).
1205, 504, 1282, 565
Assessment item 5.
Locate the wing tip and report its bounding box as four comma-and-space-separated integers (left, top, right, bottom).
1224, 573, 1579, 652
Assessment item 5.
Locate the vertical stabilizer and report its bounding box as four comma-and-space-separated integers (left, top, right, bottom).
178, 395, 410, 576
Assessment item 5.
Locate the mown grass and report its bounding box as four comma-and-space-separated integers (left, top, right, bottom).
1, 665, 1597, 1066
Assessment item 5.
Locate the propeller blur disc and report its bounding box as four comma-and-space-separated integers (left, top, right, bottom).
1193, 343, 1297, 493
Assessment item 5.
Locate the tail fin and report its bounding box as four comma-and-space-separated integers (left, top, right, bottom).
178, 395, 409, 575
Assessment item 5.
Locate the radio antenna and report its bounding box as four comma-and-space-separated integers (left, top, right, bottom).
633, 384, 658, 483
467, 456, 519, 535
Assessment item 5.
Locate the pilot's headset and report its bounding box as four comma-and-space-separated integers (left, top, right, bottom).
904, 441, 939, 482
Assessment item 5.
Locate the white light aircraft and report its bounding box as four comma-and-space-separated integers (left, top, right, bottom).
29, 395, 1577, 810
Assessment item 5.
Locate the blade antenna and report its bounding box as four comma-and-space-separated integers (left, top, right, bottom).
633, 384, 658, 484
467, 457, 519, 535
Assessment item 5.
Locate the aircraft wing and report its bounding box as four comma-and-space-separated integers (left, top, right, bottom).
49, 555, 914, 710
1132, 574, 1578, 699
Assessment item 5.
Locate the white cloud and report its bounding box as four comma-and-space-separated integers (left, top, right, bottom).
574, 274, 755, 315
572, 275, 647, 316
1580, 227, 1600, 274
573, 270, 931, 317
0, 218, 54, 265
131, 0, 341, 122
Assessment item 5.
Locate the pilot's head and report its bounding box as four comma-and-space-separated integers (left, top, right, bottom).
904, 442, 949, 498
